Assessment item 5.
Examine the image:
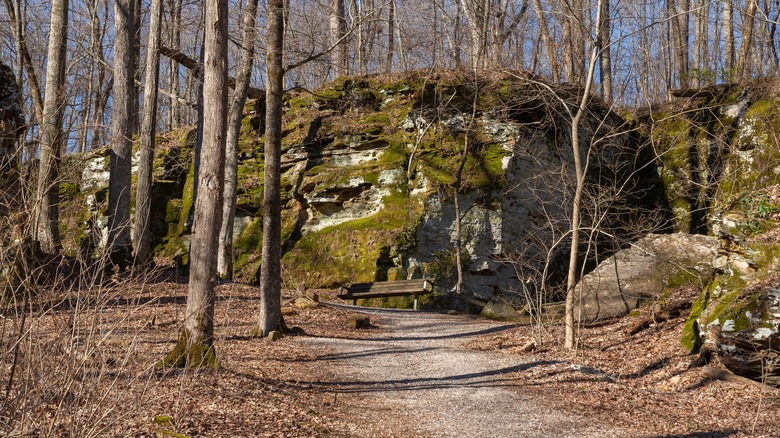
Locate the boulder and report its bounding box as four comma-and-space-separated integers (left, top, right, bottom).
345, 314, 370, 329
575, 233, 719, 322
481, 300, 522, 321
293, 296, 318, 309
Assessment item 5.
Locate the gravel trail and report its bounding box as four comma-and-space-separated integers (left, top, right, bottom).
295, 306, 637, 437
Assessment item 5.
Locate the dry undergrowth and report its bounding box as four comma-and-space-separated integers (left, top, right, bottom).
467, 285, 780, 437
1, 276, 777, 437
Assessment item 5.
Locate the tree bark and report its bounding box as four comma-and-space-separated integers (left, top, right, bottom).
34, 0, 68, 253
737, 0, 758, 80
164, 0, 228, 368
218, 0, 259, 280
723, 1, 735, 78
167, 0, 183, 129
3, 0, 43, 133
386, 0, 395, 74
565, 0, 602, 350
597, 0, 612, 101
133, 0, 164, 264
108, 0, 135, 262
669, 0, 689, 89
258, 0, 286, 336
532, 0, 559, 83
329, 0, 348, 77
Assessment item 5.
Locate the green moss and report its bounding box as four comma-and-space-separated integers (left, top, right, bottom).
363, 113, 390, 124
358, 293, 436, 310
159, 329, 219, 369
153, 415, 175, 426
681, 283, 713, 352
236, 217, 263, 250
282, 188, 423, 288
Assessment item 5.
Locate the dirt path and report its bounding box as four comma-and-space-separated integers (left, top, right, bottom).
294, 306, 637, 437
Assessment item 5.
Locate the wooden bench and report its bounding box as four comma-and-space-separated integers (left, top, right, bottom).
337, 278, 434, 310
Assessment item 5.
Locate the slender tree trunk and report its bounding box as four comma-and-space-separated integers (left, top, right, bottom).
4, 0, 43, 126
329, 0, 347, 77
386, 0, 395, 73
532, 0, 559, 83
258, 0, 286, 336
723, 1, 735, 78
563, 0, 585, 83
164, 0, 228, 368
738, 0, 759, 80
168, 0, 183, 129
669, 0, 689, 88
693, 0, 708, 84
597, 0, 612, 101
218, 0, 259, 280
564, 0, 602, 350
131, 0, 142, 135
34, 0, 68, 253
133, 0, 164, 264
108, 0, 136, 262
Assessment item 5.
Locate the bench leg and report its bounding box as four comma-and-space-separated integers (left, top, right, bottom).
353, 299, 357, 306
413, 295, 419, 311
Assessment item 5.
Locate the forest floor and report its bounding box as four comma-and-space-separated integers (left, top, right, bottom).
3, 276, 779, 437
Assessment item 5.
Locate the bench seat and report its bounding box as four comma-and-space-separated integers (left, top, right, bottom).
337, 278, 434, 310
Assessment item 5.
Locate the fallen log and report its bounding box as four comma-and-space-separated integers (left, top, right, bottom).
626, 300, 690, 336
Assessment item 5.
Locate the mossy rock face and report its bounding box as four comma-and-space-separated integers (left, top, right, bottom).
648, 84, 780, 235
59, 70, 660, 308
682, 185, 780, 386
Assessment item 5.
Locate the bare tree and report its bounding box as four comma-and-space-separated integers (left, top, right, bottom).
531, 0, 559, 83
163, 0, 228, 368
258, 0, 286, 336
133, 0, 164, 264
330, 0, 348, 77
738, 0, 759, 81
34, 0, 68, 253
218, 0, 259, 280
597, 0, 612, 101
108, 0, 136, 262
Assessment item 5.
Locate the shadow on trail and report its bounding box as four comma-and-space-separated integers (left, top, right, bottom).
329, 323, 519, 342
287, 360, 564, 394
644, 432, 738, 438
275, 346, 439, 363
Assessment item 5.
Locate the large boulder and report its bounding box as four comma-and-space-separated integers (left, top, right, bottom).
575, 233, 719, 322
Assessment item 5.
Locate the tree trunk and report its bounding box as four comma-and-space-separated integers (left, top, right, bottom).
737, 0, 758, 80
597, 0, 612, 101
460, 0, 486, 70
329, 0, 348, 77
167, 0, 183, 129
258, 0, 286, 336
563, 0, 585, 84
532, 0, 559, 83
133, 0, 164, 264
163, 0, 228, 369
723, 1, 735, 78
564, 0, 602, 350
3, 0, 43, 131
108, 0, 136, 262
386, 0, 395, 74
693, 0, 708, 85
34, 0, 68, 253
218, 0, 259, 280
669, 0, 689, 88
